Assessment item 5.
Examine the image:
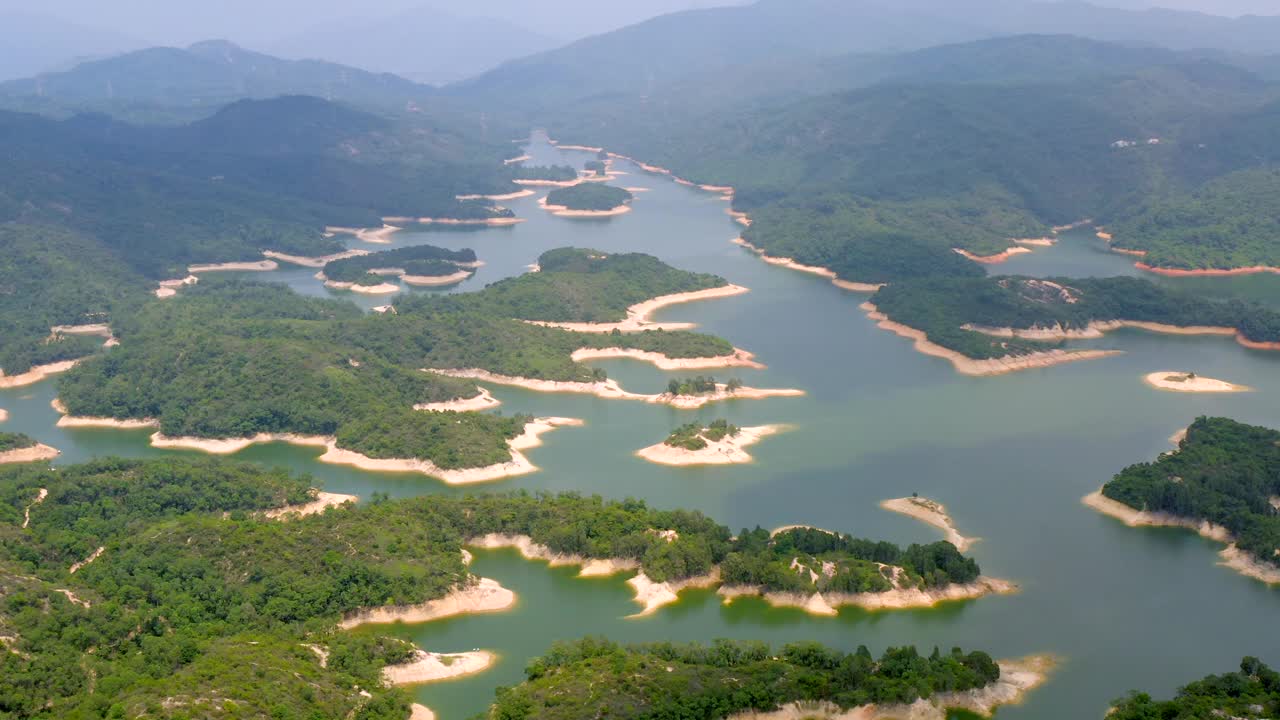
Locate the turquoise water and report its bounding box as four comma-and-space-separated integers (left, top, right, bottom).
3, 137, 1279, 719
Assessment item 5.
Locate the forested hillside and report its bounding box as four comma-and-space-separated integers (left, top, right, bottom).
1110, 657, 1279, 720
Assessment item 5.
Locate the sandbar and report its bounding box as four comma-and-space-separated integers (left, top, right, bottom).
636, 425, 785, 466
733, 238, 882, 292
512, 178, 583, 188
0, 409, 7, 423
953, 247, 1033, 264
383, 649, 496, 686
729, 655, 1054, 720
456, 189, 536, 201
570, 346, 766, 370
324, 225, 401, 244
861, 302, 1121, 376
503, 154, 532, 164
0, 360, 83, 389
409, 704, 435, 720
550, 142, 604, 153
1143, 371, 1250, 393
651, 384, 805, 409
0, 443, 60, 464
383, 216, 524, 227
323, 279, 400, 294
538, 196, 632, 218
339, 577, 516, 629
415, 387, 502, 412
1014, 237, 1057, 247
627, 571, 722, 617
880, 497, 977, 552
187, 260, 278, 273
523, 284, 749, 333
263, 248, 370, 268
264, 490, 358, 520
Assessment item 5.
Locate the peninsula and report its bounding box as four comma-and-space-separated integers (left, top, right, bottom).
636, 420, 784, 466
0, 433, 59, 464
881, 496, 977, 552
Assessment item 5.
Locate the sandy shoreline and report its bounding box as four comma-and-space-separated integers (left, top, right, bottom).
155, 275, 199, 298
457, 189, 536, 201
325, 225, 402, 244
382, 216, 524, 227
264, 490, 358, 519
880, 497, 977, 552
263, 249, 370, 268
0, 409, 7, 423
728, 655, 1054, 720
409, 704, 435, 720
415, 387, 502, 412
1143, 371, 1250, 393
732, 238, 882, 292
962, 318, 1277, 354
636, 425, 785, 466
523, 284, 749, 333
1084, 489, 1279, 585
953, 247, 1033, 264
627, 571, 722, 617
188, 260, 279, 273
719, 576, 1017, 615
54, 400, 580, 484
0, 443, 60, 464
570, 346, 766, 370
861, 303, 1122, 376
383, 649, 496, 686
423, 370, 796, 408
538, 196, 632, 218
1135, 262, 1280, 277
322, 278, 400, 294
339, 577, 516, 629
503, 154, 532, 164
468, 534, 641, 578
0, 360, 84, 389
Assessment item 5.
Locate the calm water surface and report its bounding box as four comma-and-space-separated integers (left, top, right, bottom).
3, 137, 1279, 719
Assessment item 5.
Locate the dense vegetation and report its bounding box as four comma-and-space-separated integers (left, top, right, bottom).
871, 276, 1280, 359
1110, 657, 1279, 720
667, 376, 740, 396
480, 637, 1002, 720
666, 420, 740, 451
1110, 169, 1280, 270
0, 434, 36, 453
1102, 417, 1280, 570
323, 244, 478, 283
545, 184, 633, 212
511, 165, 578, 182
423, 248, 726, 323
0, 459, 993, 718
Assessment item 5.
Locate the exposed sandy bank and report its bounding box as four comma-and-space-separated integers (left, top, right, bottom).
263, 249, 370, 268
188, 260, 279, 273
627, 571, 721, 617
54, 397, 160, 430
456, 189, 536, 201
549, 142, 604, 153
155, 275, 199, 298
468, 534, 640, 578
1136, 262, 1280, 277
414, 387, 501, 412
523, 284, 749, 333
719, 576, 1016, 615
264, 491, 358, 519
538, 196, 632, 218
423, 370, 795, 408
953, 247, 1033, 264
0, 444, 60, 464
1014, 237, 1057, 247
512, 178, 583, 188
861, 302, 1121, 376
728, 655, 1054, 720
338, 577, 516, 629
22, 487, 47, 528
1096, 231, 1113, 241
0, 409, 7, 423
503, 154, 532, 164
570, 346, 766, 370
636, 425, 785, 466
383, 650, 496, 686
880, 497, 977, 552
733, 238, 882, 292
323, 278, 400, 294
1085, 488, 1279, 584
409, 704, 435, 720
1143, 371, 1251, 393
0, 360, 83, 389
324, 225, 401, 244
402, 270, 474, 287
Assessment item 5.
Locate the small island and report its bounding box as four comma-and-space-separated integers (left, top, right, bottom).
1108, 657, 1278, 720
542, 184, 635, 217
1143, 371, 1251, 393
0, 432, 59, 464
881, 496, 977, 552
319, 244, 479, 291
653, 375, 805, 409
637, 420, 782, 466
1086, 416, 1280, 585
478, 638, 1053, 720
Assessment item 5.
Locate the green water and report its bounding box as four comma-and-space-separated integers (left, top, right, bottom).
3, 137, 1280, 719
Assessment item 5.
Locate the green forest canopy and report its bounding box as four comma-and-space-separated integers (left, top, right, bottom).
1109, 657, 1279, 720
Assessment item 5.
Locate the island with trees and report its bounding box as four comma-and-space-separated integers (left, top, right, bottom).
543, 184, 635, 216
478, 637, 1053, 720
1087, 416, 1280, 585
320, 244, 480, 290
1109, 657, 1279, 720
865, 276, 1280, 374
2, 461, 1023, 718
512, 164, 580, 184
637, 419, 786, 467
